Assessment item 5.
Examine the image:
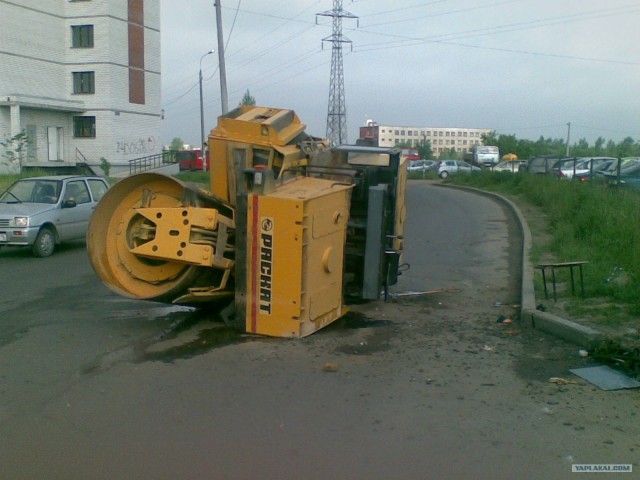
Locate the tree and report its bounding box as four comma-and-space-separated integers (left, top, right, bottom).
0, 130, 30, 173
442, 147, 459, 159
169, 137, 185, 152
239, 89, 256, 107
416, 139, 433, 160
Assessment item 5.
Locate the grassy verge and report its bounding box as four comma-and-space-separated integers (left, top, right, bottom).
175, 171, 209, 186
0, 173, 28, 192
441, 171, 640, 322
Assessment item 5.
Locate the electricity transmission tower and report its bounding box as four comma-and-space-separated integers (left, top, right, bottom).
317, 1, 357, 146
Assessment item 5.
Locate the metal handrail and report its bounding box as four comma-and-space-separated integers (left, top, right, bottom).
75, 148, 88, 163
128, 151, 176, 175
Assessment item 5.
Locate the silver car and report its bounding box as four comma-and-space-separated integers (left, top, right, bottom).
0, 175, 109, 257
437, 160, 481, 178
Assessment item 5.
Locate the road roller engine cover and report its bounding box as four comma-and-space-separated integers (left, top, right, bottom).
87, 106, 407, 337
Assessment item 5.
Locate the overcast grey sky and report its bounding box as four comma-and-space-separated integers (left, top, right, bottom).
160, 0, 640, 148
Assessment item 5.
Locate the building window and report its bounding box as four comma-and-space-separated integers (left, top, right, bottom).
71, 25, 94, 48
73, 71, 95, 94
73, 116, 96, 138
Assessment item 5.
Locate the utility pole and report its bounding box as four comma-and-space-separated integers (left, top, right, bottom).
566, 122, 571, 157
317, 1, 358, 146
199, 50, 214, 170
214, 1, 228, 115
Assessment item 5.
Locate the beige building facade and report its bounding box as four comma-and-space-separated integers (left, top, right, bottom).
360, 121, 492, 157
0, 0, 161, 175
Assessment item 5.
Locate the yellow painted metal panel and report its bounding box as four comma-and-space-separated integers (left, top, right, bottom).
245, 177, 351, 337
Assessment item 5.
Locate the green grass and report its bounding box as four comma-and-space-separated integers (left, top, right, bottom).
444, 171, 640, 319
0, 174, 19, 192
175, 171, 209, 185
0, 170, 58, 192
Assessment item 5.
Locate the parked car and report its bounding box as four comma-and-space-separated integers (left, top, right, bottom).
593, 157, 640, 179
0, 175, 109, 257
408, 159, 437, 173
599, 159, 640, 189
437, 160, 481, 178
520, 155, 563, 174
493, 159, 526, 173
557, 157, 617, 180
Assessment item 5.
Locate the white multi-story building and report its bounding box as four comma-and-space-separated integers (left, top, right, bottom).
360, 121, 492, 157
0, 0, 161, 175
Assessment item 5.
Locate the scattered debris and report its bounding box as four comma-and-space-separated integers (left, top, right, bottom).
391, 288, 459, 298
483, 345, 494, 351
570, 365, 640, 391
591, 338, 640, 377
578, 349, 589, 358
549, 377, 580, 385
496, 315, 506, 323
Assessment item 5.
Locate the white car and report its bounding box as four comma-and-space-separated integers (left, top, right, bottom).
437, 160, 481, 178
493, 160, 526, 173
0, 175, 109, 257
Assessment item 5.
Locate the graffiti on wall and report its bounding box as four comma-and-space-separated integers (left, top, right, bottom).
116, 136, 158, 157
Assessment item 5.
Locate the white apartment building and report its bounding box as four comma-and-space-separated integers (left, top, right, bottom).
0, 0, 161, 175
360, 121, 492, 157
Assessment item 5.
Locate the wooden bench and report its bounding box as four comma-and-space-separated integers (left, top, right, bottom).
535, 261, 588, 301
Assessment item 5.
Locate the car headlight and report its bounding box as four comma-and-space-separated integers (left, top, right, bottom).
14, 217, 29, 227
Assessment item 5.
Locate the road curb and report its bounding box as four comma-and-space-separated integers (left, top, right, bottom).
437, 183, 604, 347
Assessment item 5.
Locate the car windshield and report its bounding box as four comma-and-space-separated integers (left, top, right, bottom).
0, 179, 62, 204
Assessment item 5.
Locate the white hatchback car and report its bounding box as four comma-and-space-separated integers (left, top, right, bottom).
0, 175, 109, 257
437, 160, 481, 178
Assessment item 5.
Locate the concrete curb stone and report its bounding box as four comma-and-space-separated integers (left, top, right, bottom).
437, 183, 604, 347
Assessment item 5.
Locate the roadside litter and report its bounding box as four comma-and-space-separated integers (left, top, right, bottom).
570, 365, 640, 391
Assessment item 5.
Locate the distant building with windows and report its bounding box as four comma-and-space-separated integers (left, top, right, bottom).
0, 0, 161, 174
359, 120, 492, 158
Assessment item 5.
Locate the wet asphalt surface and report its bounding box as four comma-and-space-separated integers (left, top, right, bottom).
0, 181, 638, 479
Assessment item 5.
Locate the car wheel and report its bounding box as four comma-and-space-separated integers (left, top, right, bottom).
32, 227, 55, 258
440, 171, 449, 178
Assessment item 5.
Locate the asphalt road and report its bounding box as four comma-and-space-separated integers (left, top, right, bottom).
0, 181, 637, 480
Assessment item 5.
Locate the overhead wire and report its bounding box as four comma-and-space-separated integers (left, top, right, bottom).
164, 1, 640, 132
351, 3, 640, 66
